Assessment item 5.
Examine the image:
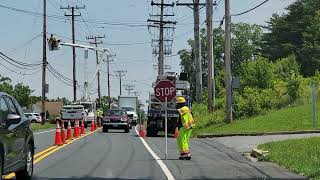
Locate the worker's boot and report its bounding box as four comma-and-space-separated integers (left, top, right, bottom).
179, 153, 191, 160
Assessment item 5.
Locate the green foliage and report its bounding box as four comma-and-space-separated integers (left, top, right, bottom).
239, 57, 275, 89
262, 0, 320, 76
195, 103, 320, 135
0, 76, 33, 108
259, 137, 320, 179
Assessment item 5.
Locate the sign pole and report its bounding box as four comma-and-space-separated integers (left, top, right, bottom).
165, 96, 168, 160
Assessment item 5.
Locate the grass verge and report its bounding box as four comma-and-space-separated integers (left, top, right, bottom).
31, 123, 55, 132
192, 103, 320, 136
258, 137, 320, 179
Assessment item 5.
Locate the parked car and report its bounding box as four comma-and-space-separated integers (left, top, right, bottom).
103, 109, 131, 133
0, 92, 34, 179
24, 113, 42, 123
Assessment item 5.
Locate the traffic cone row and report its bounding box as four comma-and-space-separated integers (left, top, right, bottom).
54, 118, 103, 146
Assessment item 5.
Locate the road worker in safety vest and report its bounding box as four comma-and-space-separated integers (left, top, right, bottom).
176, 96, 195, 160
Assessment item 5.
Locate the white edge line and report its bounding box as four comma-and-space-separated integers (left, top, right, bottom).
135, 126, 175, 180
34, 129, 55, 135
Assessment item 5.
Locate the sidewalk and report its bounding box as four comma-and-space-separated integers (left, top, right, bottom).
214, 133, 320, 153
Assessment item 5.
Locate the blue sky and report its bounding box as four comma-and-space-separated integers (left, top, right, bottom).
0, 0, 296, 106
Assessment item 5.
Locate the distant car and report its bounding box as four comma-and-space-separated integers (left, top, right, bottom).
103, 109, 131, 133
0, 92, 34, 179
24, 113, 42, 123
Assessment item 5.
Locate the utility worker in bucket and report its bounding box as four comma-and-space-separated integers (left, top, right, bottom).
176, 96, 195, 160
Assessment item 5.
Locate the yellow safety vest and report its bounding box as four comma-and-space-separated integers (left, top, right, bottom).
178, 106, 195, 130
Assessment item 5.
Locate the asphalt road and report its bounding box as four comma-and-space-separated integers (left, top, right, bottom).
145, 134, 307, 180
10, 127, 308, 180
32, 128, 167, 180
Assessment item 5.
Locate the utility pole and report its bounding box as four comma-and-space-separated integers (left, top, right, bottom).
114, 70, 127, 96
87, 35, 105, 108
176, 0, 206, 103
148, 0, 176, 76
61, 5, 85, 102
225, 0, 233, 123
106, 54, 115, 108
41, 0, 47, 124
206, 0, 213, 112
125, 84, 135, 95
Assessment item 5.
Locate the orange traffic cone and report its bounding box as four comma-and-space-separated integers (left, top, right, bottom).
91, 120, 95, 132
174, 127, 179, 139
54, 121, 63, 146
139, 124, 146, 138
60, 120, 66, 144
73, 119, 80, 138
80, 118, 85, 135
67, 120, 72, 140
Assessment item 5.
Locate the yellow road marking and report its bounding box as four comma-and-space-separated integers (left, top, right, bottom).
3, 128, 101, 179
34, 145, 57, 159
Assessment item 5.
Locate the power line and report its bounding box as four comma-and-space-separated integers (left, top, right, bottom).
0, 4, 150, 27
231, 0, 270, 17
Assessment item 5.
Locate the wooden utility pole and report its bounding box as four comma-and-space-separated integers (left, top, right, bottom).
149, 0, 175, 75
225, 0, 233, 123
206, 0, 213, 112
41, 0, 47, 124
114, 70, 127, 96
176, 0, 206, 103
61, 5, 85, 102
159, 0, 165, 75
87, 35, 105, 107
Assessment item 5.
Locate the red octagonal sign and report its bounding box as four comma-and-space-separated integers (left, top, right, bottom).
154, 80, 176, 102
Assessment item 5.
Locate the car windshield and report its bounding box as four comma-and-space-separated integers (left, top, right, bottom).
121, 107, 134, 111
106, 110, 125, 116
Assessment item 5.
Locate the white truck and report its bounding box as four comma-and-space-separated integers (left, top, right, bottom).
118, 96, 138, 125
60, 104, 86, 128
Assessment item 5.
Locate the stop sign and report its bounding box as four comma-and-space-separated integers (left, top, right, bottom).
154, 80, 176, 102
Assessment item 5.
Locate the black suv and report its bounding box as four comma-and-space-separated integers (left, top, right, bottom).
0, 92, 34, 179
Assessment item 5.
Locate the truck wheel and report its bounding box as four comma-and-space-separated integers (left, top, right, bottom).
102, 126, 108, 133
147, 128, 157, 137
125, 126, 130, 133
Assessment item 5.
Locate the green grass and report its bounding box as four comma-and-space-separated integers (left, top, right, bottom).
31, 123, 55, 132
258, 137, 320, 179
192, 103, 320, 136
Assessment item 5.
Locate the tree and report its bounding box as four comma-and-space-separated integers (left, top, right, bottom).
261, 0, 320, 76
179, 23, 263, 101
12, 83, 33, 108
